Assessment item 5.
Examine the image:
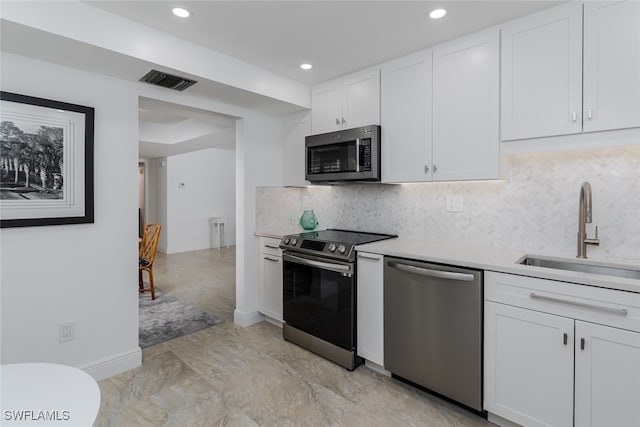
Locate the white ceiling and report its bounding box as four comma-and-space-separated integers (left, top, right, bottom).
4, 1, 564, 158
138, 97, 236, 158
89, 0, 562, 85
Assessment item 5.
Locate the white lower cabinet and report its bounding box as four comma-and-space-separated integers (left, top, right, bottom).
356, 252, 384, 366
485, 271, 640, 427
574, 321, 640, 427
485, 302, 574, 427
258, 237, 283, 322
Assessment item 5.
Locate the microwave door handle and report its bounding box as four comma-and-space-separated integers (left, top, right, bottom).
355, 138, 361, 172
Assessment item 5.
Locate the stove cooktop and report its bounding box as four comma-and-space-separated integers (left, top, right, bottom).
280, 229, 396, 262
298, 229, 394, 245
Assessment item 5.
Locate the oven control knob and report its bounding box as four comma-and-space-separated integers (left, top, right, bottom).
290, 238, 298, 246
328, 243, 337, 252
283, 237, 290, 245
338, 245, 347, 254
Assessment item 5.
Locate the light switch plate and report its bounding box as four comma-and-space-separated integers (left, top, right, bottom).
446, 195, 463, 212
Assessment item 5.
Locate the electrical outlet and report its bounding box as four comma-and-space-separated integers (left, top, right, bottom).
446, 195, 464, 212
58, 321, 75, 343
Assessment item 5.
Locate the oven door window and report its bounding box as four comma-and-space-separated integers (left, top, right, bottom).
307, 139, 371, 175
283, 256, 355, 351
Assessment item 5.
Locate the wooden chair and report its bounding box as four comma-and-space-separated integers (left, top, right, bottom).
139, 223, 161, 300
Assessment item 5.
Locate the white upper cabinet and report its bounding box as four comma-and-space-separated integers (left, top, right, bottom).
311, 69, 380, 134
311, 85, 343, 134
433, 28, 500, 181
501, 1, 640, 141
501, 2, 583, 141
343, 71, 381, 130
381, 50, 432, 183
583, 1, 640, 133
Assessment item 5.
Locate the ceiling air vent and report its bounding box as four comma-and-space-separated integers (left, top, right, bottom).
139, 70, 197, 91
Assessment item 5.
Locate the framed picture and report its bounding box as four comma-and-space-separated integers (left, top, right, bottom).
0, 92, 94, 228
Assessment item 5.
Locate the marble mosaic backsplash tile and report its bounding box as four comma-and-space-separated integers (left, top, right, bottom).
256, 146, 640, 262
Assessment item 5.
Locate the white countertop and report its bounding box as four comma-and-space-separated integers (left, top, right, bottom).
356, 238, 640, 294
255, 230, 294, 239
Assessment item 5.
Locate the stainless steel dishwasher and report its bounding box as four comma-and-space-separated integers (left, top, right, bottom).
384, 256, 483, 413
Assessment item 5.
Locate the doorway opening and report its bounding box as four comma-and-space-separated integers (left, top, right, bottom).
137, 96, 238, 339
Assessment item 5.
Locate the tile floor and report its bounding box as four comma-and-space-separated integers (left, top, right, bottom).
94, 246, 493, 427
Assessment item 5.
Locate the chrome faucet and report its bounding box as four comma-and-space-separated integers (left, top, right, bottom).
577, 181, 599, 258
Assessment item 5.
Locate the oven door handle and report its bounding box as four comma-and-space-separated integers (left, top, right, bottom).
283, 253, 352, 275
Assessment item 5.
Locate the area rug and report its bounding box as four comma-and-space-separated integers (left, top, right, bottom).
139, 289, 224, 348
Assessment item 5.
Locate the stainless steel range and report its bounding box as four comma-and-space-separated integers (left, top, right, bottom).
280, 229, 396, 370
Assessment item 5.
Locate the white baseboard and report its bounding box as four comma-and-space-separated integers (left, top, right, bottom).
487, 412, 523, 427
233, 309, 264, 327
263, 316, 283, 328
79, 347, 142, 381
364, 359, 391, 377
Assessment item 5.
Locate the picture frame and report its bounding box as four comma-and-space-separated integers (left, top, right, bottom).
0, 92, 94, 228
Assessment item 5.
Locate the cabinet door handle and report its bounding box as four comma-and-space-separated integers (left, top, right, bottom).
572, 111, 577, 122
563, 333, 568, 345
336, 118, 340, 126
580, 338, 585, 351
529, 293, 628, 316
264, 244, 279, 249
342, 117, 346, 126
264, 256, 280, 262
424, 165, 429, 174
357, 254, 381, 261
587, 109, 593, 120
433, 164, 438, 173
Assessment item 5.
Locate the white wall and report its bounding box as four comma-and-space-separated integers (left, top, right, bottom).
128, 80, 287, 329
0, 55, 291, 383
0, 53, 141, 379
153, 158, 169, 253
165, 148, 236, 253
233, 115, 285, 326
0, 0, 301, 355
0, 4, 304, 382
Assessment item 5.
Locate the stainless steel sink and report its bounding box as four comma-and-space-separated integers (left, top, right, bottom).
517, 255, 640, 281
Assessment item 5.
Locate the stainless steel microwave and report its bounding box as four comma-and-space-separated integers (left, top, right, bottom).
305, 125, 381, 183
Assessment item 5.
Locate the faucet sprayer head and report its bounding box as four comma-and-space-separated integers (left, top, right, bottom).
581, 181, 593, 223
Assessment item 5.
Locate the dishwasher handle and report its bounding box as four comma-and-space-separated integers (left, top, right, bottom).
387, 261, 476, 282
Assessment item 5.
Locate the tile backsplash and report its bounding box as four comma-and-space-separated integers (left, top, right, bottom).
256, 146, 640, 262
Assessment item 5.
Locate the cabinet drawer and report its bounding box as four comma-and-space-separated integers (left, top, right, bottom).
260, 237, 282, 257
485, 271, 640, 333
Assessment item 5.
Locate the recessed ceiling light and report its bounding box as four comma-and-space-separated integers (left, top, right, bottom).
300, 63, 313, 70
429, 8, 447, 19
172, 7, 190, 18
